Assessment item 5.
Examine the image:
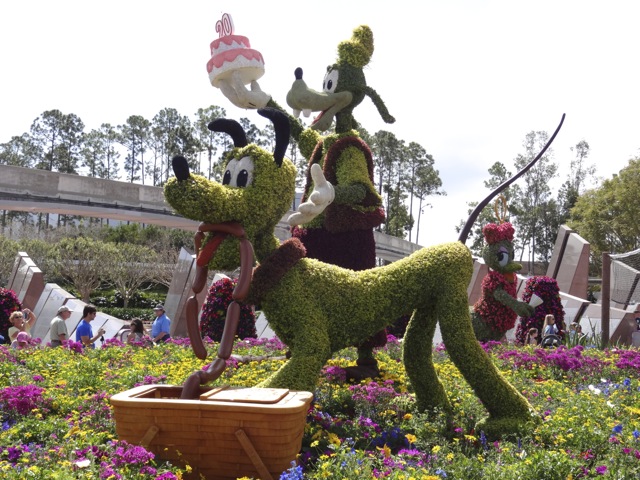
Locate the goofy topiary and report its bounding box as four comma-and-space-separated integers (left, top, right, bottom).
164, 107, 565, 437
217, 23, 398, 379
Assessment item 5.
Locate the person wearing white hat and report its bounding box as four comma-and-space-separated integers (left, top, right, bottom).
50, 305, 73, 347
151, 304, 171, 343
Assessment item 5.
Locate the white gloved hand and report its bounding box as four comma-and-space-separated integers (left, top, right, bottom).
288, 164, 335, 226
218, 71, 271, 109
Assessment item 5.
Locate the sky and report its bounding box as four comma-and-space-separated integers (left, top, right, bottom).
2, 1, 640, 247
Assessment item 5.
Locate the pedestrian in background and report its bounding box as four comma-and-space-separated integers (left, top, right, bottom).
50, 305, 73, 347
8, 308, 36, 343
151, 304, 170, 343
75, 304, 106, 349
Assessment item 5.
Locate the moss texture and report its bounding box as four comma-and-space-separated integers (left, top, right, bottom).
165, 146, 537, 438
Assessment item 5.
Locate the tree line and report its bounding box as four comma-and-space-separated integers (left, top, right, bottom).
3, 107, 637, 275
458, 135, 608, 273
0, 223, 192, 307
0, 107, 445, 243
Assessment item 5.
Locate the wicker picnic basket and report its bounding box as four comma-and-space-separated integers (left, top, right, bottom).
110, 385, 313, 480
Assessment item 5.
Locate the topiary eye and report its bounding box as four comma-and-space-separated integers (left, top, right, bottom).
237, 170, 249, 188
222, 170, 232, 185
322, 68, 339, 93
497, 247, 510, 267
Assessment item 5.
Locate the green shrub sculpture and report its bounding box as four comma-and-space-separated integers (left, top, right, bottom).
165, 108, 537, 438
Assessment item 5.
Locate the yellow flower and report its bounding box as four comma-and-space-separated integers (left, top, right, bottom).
446, 453, 454, 461
327, 433, 341, 446
377, 444, 392, 458
403, 413, 413, 420
432, 445, 441, 453
405, 433, 417, 445
310, 440, 320, 447
63, 426, 79, 439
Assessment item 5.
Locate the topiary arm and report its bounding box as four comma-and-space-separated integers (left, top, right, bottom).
298, 128, 322, 160
267, 98, 304, 142
493, 288, 535, 317
363, 86, 395, 124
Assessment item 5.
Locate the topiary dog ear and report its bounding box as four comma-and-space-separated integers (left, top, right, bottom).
208, 118, 248, 148
172, 155, 191, 181
337, 25, 374, 68
258, 107, 290, 167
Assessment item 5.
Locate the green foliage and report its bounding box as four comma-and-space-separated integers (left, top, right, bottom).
569, 157, 640, 261
458, 162, 516, 255
55, 236, 116, 302
100, 307, 154, 321
165, 129, 532, 437
337, 25, 373, 68
0, 236, 18, 286
103, 243, 159, 308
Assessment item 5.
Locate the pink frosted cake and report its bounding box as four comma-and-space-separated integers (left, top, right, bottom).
207, 35, 265, 88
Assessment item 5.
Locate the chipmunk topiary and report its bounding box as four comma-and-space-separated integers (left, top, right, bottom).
471, 221, 535, 341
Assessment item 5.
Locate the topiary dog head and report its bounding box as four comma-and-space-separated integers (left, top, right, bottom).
286, 25, 395, 133
164, 108, 296, 271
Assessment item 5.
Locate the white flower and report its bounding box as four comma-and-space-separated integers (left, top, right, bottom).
588, 385, 602, 395
74, 459, 91, 468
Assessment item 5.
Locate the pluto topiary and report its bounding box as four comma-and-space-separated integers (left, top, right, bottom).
166, 108, 540, 438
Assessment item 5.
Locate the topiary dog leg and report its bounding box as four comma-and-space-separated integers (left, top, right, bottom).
403, 308, 451, 413
438, 292, 536, 437
259, 321, 331, 392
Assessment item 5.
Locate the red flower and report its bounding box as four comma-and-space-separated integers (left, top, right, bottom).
482, 222, 515, 245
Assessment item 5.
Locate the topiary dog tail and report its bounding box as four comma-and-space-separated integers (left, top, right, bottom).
458, 113, 565, 245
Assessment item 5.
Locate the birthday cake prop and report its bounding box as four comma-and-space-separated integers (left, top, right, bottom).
207, 13, 270, 109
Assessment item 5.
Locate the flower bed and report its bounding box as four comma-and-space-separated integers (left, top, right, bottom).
0, 337, 639, 479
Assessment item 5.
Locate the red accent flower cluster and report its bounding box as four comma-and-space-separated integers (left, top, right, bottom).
200, 277, 257, 342
483, 222, 515, 245
474, 271, 518, 333
0, 287, 22, 344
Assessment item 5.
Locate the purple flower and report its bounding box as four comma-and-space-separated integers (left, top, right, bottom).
0, 384, 51, 418
595, 465, 607, 475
